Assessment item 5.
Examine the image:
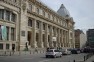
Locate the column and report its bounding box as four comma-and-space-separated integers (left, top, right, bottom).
45, 24, 48, 48
63, 30, 66, 47
31, 19, 36, 48
9, 27, 11, 41
39, 22, 43, 48
66, 31, 69, 47
61, 29, 63, 47
55, 27, 57, 47
58, 29, 60, 47
50, 26, 53, 48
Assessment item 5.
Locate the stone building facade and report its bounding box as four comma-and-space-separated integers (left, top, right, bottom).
0, 0, 75, 51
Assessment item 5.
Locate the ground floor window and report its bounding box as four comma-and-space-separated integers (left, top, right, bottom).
6, 44, 9, 49
0, 43, 3, 49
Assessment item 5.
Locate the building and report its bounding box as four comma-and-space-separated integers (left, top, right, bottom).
87, 29, 94, 48
75, 29, 87, 48
0, 0, 75, 51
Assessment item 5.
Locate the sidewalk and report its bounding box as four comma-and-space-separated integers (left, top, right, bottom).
0, 50, 45, 56
85, 55, 94, 62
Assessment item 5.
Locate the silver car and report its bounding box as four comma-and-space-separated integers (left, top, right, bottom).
45, 49, 62, 58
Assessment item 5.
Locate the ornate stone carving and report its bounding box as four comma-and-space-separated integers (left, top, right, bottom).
22, 0, 27, 11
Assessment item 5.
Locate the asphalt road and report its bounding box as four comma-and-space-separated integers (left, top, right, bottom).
0, 53, 87, 62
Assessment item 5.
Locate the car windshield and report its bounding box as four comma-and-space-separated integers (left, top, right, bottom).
47, 50, 53, 52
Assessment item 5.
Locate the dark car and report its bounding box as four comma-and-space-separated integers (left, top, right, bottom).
71, 49, 80, 54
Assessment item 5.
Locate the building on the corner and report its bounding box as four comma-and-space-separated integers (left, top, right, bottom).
87, 29, 94, 48
75, 29, 87, 48
0, 0, 75, 51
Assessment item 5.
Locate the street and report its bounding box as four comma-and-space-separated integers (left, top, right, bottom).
0, 53, 87, 62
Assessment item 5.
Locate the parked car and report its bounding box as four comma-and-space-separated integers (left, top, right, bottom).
45, 49, 62, 58
71, 48, 81, 54
61, 48, 71, 55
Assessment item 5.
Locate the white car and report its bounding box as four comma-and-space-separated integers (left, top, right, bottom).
45, 49, 62, 58
62, 48, 71, 55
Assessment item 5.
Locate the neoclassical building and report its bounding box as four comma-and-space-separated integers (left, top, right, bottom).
0, 0, 75, 51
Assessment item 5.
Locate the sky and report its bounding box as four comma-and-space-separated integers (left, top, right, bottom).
39, 0, 94, 33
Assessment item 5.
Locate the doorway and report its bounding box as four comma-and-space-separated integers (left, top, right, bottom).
27, 31, 32, 45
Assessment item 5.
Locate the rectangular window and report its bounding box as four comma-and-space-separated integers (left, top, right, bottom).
43, 11, 45, 17
48, 14, 50, 19
43, 23, 45, 30
11, 13, 16, 22
0, 25, 2, 40
14, 0, 17, 2
5, 10, 10, 21
0, 43, 3, 49
0, 9, 4, 19
36, 8, 39, 14
11, 28, 15, 41
6, 26, 9, 40
21, 31, 25, 36
29, 4, 32, 12
28, 19, 32, 27
6, 44, 9, 49
36, 21, 40, 29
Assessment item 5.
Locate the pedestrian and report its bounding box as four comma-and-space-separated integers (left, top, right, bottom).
12, 46, 15, 54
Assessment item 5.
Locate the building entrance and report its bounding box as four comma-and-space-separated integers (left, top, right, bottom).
27, 31, 32, 45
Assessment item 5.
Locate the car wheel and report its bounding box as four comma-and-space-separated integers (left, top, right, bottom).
60, 55, 62, 57
46, 55, 48, 58
54, 55, 56, 58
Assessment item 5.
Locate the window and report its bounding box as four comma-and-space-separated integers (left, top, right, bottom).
48, 26, 50, 32
0, 25, 2, 40
28, 19, 32, 27
21, 31, 25, 36
6, 44, 9, 49
43, 10, 45, 17
11, 28, 15, 41
5, 10, 10, 21
11, 13, 16, 22
0, 9, 4, 19
36, 21, 40, 29
48, 14, 50, 19
36, 33, 39, 41
29, 4, 32, 12
0, 43, 3, 49
6, 26, 9, 40
36, 8, 39, 14
43, 23, 45, 30
14, 0, 17, 2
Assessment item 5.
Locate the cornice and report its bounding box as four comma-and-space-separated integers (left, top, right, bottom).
0, 0, 20, 8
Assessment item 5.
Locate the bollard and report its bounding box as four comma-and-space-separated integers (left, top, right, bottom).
30, 51, 31, 54
73, 60, 75, 62
4, 51, 6, 55
10, 52, 11, 56
19, 51, 21, 56
84, 56, 86, 61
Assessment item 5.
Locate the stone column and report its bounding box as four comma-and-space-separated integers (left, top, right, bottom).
39, 22, 43, 48
50, 26, 53, 48
63, 30, 66, 47
57, 28, 60, 47
66, 31, 69, 47
61, 29, 63, 47
9, 27, 11, 41
31, 19, 36, 48
45, 24, 48, 48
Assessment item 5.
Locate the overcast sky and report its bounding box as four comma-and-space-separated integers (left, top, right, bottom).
40, 0, 94, 32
